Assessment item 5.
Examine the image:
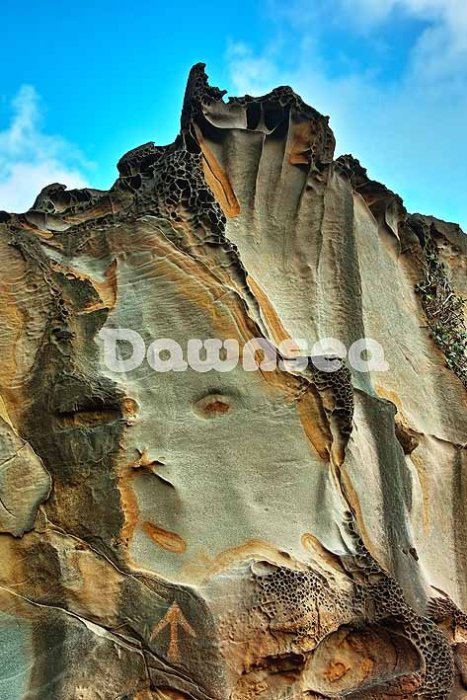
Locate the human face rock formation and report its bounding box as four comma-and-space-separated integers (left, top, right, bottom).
0, 63, 466, 699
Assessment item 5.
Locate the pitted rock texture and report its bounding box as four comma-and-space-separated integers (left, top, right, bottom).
0, 63, 466, 699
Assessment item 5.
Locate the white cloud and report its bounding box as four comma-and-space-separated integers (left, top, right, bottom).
0, 85, 89, 213
335, 0, 467, 32
226, 43, 285, 96
226, 0, 467, 230
338, 0, 467, 79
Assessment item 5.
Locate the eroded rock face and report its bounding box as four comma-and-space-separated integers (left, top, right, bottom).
0, 63, 466, 699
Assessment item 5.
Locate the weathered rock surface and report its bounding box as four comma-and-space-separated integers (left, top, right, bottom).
0, 63, 466, 699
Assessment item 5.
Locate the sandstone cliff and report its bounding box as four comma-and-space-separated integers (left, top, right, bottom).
0, 63, 466, 699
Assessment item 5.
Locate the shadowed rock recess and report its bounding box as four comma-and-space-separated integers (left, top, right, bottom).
0, 63, 466, 699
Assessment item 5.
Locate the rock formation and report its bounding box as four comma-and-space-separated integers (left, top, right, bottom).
0, 63, 466, 699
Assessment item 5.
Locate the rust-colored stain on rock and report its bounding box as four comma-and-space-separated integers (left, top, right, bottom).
143, 521, 187, 554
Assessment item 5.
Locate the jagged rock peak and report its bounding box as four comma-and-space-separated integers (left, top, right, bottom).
0, 61, 466, 700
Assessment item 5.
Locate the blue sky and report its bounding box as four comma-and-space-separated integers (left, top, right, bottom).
1, 0, 466, 229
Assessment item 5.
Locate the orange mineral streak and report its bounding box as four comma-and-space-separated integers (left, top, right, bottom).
288, 120, 316, 166
180, 539, 307, 584
118, 464, 140, 547
118, 448, 179, 562
194, 124, 240, 218
143, 522, 187, 555
296, 387, 332, 461
247, 276, 291, 346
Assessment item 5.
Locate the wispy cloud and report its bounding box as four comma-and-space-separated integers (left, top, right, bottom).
226, 0, 467, 230
337, 0, 467, 80
0, 85, 90, 213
